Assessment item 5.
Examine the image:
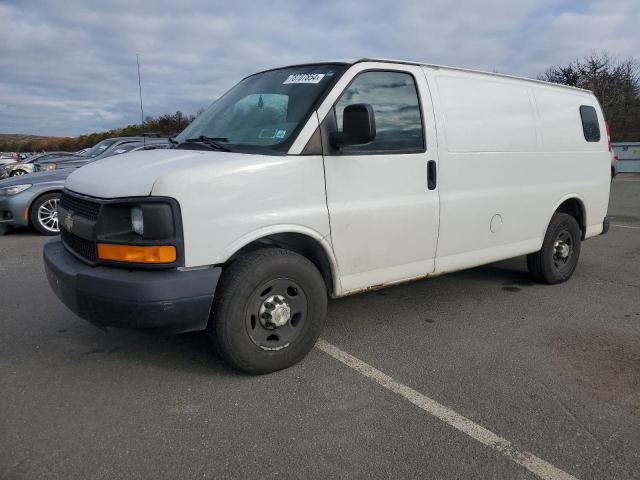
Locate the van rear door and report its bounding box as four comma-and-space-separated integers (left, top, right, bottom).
319, 62, 440, 294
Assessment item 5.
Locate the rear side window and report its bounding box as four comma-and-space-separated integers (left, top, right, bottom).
334, 71, 424, 153
579, 106, 600, 142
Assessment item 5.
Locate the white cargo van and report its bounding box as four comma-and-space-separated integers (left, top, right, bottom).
44, 59, 611, 373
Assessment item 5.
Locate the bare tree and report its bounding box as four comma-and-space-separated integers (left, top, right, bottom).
539, 51, 640, 141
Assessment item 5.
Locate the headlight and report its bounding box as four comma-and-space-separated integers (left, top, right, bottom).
42, 164, 57, 171
0, 184, 32, 196
131, 206, 144, 236
92, 200, 179, 265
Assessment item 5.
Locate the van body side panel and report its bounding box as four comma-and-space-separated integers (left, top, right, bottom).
532, 87, 610, 238
150, 154, 334, 270
425, 66, 610, 274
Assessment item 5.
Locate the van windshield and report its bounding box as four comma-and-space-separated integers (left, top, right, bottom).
175, 64, 347, 153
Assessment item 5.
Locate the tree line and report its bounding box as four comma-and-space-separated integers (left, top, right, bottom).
1, 51, 638, 153
0, 110, 197, 153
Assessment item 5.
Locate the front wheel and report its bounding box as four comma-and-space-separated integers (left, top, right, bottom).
527, 213, 581, 284
210, 248, 328, 374
10, 169, 28, 176
30, 192, 61, 235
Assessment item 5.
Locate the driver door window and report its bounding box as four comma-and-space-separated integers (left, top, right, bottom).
334, 71, 425, 153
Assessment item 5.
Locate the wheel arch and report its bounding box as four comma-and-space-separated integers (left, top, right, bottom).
549, 194, 587, 239
222, 228, 341, 297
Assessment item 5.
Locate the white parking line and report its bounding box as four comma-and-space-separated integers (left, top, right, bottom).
316, 339, 579, 480
611, 224, 640, 230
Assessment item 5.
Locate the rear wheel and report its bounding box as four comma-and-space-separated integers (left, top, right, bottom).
10, 169, 28, 176
527, 213, 581, 284
30, 192, 61, 235
209, 248, 327, 374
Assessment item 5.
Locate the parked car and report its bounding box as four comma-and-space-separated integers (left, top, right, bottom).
1, 151, 78, 179
0, 140, 169, 235
0, 153, 18, 167
0, 160, 16, 169
43, 59, 611, 374
35, 137, 167, 172
611, 151, 619, 178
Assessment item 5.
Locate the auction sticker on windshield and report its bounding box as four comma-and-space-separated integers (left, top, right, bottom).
283, 73, 325, 84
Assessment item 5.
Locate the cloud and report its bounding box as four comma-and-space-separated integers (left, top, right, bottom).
0, 0, 638, 136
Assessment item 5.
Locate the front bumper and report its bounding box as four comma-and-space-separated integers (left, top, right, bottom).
44, 239, 221, 334
0, 192, 30, 227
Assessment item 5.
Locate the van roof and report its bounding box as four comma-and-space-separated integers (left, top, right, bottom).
362, 58, 592, 93
263, 58, 591, 94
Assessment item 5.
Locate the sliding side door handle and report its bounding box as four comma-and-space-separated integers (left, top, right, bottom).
427, 160, 437, 190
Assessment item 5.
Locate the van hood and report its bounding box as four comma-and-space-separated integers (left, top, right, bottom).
65, 149, 262, 198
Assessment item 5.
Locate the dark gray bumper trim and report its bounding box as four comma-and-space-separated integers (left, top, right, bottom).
44, 239, 221, 334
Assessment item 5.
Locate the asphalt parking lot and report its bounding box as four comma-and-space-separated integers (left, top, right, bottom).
1, 175, 639, 480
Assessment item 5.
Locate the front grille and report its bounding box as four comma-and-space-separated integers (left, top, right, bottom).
60, 191, 101, 221
61, 229, 97, 262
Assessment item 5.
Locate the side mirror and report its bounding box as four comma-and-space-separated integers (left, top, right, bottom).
330, 103, 376, 148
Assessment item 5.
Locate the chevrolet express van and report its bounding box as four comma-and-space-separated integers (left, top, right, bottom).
44, 59, 611, 373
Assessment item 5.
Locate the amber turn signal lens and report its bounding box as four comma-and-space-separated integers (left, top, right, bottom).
97, 243, 176, 264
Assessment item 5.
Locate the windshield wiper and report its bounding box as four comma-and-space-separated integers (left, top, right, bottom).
168, 136, 179, 145
182, 136, 231, 152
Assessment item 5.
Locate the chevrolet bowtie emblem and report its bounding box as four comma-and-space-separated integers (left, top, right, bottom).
64, 211, 74, 231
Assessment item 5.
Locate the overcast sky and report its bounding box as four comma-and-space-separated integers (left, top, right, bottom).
0, 0, 638, 136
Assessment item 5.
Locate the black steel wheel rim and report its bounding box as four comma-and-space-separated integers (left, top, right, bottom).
245, 277, 308, 351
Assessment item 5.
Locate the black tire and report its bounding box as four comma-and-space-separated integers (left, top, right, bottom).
29, 192, 61, 235
210, 248, 328, 374
10, 169, 28, 176
527, 213, 581, 284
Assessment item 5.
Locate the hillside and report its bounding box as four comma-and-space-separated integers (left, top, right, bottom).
0, 133, 63, 144
0, 111, 195, 152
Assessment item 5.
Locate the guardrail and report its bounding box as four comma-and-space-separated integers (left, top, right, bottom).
613, 142, 640, 173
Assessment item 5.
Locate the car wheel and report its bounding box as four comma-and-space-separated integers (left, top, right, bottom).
527, 213, 581, 284
10, 169, 27, 176
210, 248, 328, 374
29, 192, 61, 235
